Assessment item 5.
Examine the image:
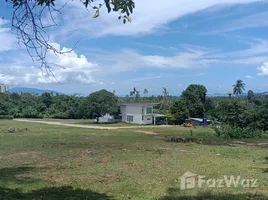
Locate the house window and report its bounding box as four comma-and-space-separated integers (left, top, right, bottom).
127, 115, 134, 122
146, 107, 152, 114
142, 115, 144, 120
142, 108, 144, 114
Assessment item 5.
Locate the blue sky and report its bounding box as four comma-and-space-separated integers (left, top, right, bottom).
1, 0, 268, 95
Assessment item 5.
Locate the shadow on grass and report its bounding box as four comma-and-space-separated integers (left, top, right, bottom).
159, 189, 268, 200
0, 186, 112, 200
264, 157, 268, 173
0, 167, 112, 199
0, 166, 39, 184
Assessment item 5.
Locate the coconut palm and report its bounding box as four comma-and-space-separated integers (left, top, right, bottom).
130, 87, 140, 101
162, 87, 169, 97
233, 80, 246, 96
130, 87, 136, 97
160, 87, 169, 110
143, 89, 148, 95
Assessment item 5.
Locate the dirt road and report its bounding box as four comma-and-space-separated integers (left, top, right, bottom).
14, 119, 171, 130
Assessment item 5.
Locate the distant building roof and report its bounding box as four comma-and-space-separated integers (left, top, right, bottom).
120, 102, 159, 106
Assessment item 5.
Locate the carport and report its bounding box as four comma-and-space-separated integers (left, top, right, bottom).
153, 114, 167, 125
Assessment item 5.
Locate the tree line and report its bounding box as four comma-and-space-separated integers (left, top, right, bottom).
1, 80, 268, 138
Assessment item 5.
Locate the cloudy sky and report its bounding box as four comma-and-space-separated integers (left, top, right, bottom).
1, 0, 268, 95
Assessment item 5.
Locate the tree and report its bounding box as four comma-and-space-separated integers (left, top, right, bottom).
170, 99, 189, 124
160, 87, 169, 110
247, 90, 254, 102
6, 0, 135, 71
233, 80, 245, 96
143, 89, 148, 95
40, 92, 52, 107
181, 84, 207, 118
85, 89, 118, 123
130, 87, 140, 101
162, 87, 169, 97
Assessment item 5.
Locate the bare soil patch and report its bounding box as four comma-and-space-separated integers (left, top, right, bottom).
135, 130, 159, 135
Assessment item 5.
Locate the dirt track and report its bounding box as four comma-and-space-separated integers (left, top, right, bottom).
14, 119, 171, 130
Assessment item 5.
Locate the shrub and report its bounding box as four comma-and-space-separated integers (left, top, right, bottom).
214, 125, 263, 139
0, 115, 14, 120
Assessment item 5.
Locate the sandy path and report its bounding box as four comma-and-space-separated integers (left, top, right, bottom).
14, 119, 171, 130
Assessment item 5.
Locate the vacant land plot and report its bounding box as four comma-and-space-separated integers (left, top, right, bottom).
0, 120, 268, 200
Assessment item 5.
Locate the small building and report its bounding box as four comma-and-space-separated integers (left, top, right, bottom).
0, 84, 8, 93
120, 102, 161, 125
94, 114, 122, 123
94, 114, 115, 123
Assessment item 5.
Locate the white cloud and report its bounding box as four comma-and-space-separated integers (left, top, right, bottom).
0, 18, 8, 26
245, 75, 255, 79
53, 0, 265, 39
0, 19, 17, 52
211, 38, 268, 65
0, 43, 102, 85
222, 39, 268, 58
100, 47, 219, 74
208, 10, 268, 34
257, 62, 268, 76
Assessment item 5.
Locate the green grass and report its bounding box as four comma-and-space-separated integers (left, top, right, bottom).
0, 120, 268, 200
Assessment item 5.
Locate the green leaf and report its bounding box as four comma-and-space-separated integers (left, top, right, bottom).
124, 15, 132, 23
92, 9, 100, 18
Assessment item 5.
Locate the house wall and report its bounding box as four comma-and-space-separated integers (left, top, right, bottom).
126, 105, 143, 124
121, 105, 154, 124
143, 115, 153, 124
121, 105, 127, 122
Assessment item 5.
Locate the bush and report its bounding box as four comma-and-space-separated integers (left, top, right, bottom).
0, 115, 13, 120
214, 125, 263, 139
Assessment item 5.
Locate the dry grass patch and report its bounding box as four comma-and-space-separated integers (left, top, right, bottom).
134, 130, 159, 135
0, 151, 41, 159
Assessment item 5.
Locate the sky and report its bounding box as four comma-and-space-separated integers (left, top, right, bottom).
1, 0, 268, 96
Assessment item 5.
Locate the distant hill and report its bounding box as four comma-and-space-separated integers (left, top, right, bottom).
9, 87, 63, 95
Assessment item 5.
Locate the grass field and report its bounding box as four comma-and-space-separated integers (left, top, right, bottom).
0, 120, 268, 200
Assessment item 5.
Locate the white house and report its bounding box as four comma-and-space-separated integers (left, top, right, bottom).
120, 102, 160, 125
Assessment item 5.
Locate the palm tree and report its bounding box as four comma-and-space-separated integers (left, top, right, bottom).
162, 87, 169, 97
233, 80, 246, 96
135, 91, 140, 100
143, 89, 148, 95
160, 87, 169, 110
130, 87, 136, 97
130, 87, 140, 101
